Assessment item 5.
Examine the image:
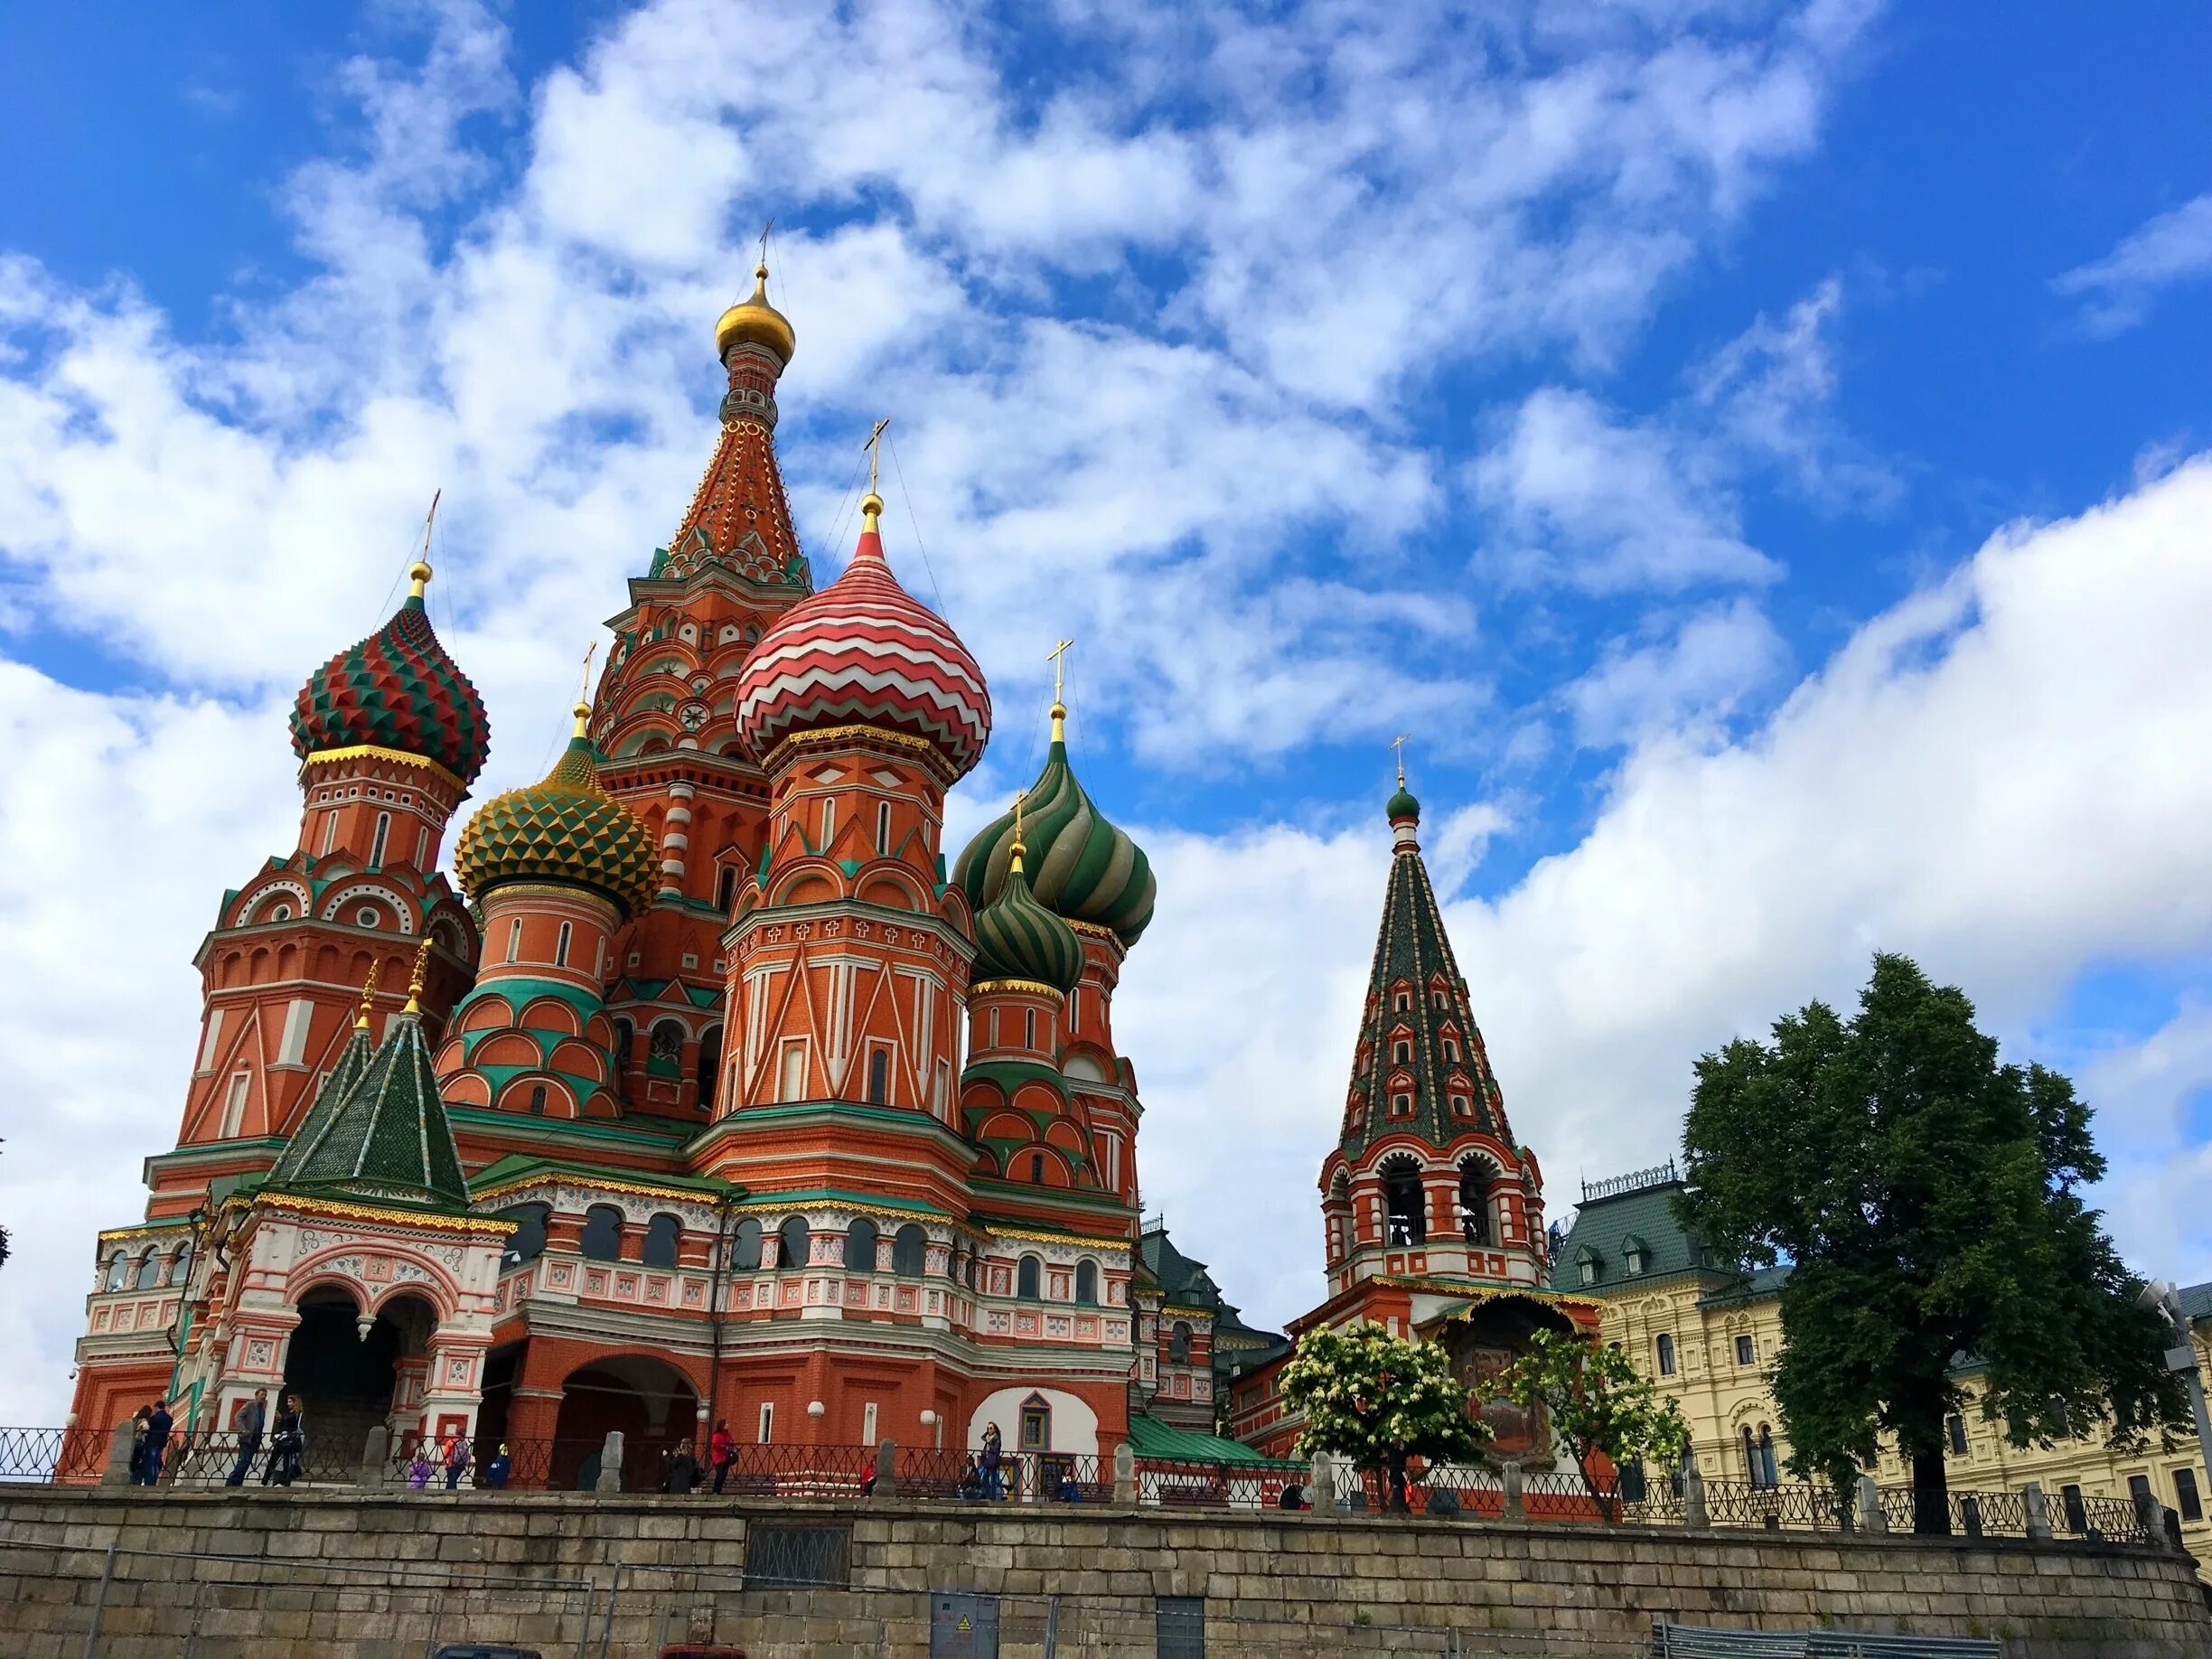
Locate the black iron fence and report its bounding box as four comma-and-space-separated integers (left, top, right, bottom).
0, 1423, 2165, 1547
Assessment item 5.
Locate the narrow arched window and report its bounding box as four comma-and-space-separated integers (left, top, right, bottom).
876, 801, 892, 853
555, 921, 573, 967
716, 866, 737, 913
528, 1083, 548, 1117
1023, 1008, 1037, 1049
820, 798, 836, 845
1656, 1333, 1676, 1376
135, 1248, 164, 1290
501, 1204, 549, 1267
1169, 1321, 1193, 1364
168, 1242, 192, 1286
867, 1047, 889, 1106
649, 1020, 685, 1078
1457, 1167, 1491, 1244
580, 1204, 623, 1261
1017, 1255, 1041, 1299
1383, 1165, 1426, 1246
104, 1252, 128, 1292
611, 1019, 633, 1070
642, 1213, 682, 1270
892, 1224, 925, 1277
777, 1215, 811, 1270
697, 1027, 722, 1112
845, 1216, 878, 1271
370, 811, 389, 867
506, 918, 522, 963
728, 1217, 763, 1272
1075, 1260, 1099, 1305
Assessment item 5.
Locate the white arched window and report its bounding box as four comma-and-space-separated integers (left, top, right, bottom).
369, 811, 390, 867
555, 921, 573, 968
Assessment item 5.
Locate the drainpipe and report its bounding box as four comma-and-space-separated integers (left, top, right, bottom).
701, 1187, 738, 1454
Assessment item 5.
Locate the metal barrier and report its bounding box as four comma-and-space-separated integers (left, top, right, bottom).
1651, 1626, 2000, 1658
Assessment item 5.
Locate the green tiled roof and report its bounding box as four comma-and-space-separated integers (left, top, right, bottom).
268, 1009, 467, 1210
1126, 1412, 1281, 1465
1546, 1174, 1710, 1293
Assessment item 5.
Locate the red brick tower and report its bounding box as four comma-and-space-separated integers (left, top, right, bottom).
156, 557, 485, 1215
590, 263, 814, 1122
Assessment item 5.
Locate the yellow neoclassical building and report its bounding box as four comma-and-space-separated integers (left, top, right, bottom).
1551, 1163, 2212, 1565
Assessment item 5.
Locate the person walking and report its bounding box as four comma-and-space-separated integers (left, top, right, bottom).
226, 1390, 268, 1487
708, 1420, 735, 1495
980, 1423, 1004, 1500
126, 1407, 152, 1486
140, 1399, 173, 1486
265, 1393, 305, 1486
443, 1431, 471, 1491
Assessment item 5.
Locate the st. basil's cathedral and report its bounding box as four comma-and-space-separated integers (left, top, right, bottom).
68, 262, 1597, 1481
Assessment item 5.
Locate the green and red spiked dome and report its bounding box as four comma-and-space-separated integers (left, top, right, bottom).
954, 703, 1155, 950
290, 562, 491, 787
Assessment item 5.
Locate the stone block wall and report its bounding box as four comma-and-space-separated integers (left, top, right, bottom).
0, 1487, 2206, 1658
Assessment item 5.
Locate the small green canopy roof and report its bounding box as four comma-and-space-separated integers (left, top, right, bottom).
1125, 1412, 1281, 1466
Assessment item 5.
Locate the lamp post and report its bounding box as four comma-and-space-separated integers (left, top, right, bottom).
2144, 1281, 2212, 1523
921, 1409, 942, 1449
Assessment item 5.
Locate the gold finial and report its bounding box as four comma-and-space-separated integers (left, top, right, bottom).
408, 488, 442, 598
859, 417, 890, 531
353, 959, 382, 1032
573, 642, 598, 738
758, 217, 774, 275
1390, 733, 1411, 788
1045, 637, 1074, 744
403, 938, 432, 1016
1009, 788, 1027, 876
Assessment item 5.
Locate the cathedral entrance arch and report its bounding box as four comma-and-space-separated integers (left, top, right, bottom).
551, 1354, 698, 1491
281, 1288, 437, 1470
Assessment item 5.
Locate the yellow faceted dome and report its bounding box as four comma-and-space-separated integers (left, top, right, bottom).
715, 264, 796, 366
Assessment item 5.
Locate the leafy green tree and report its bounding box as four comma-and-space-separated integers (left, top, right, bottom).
1495, 1326, 1691, 1518
1280, 1321, 1491, 1509
1680, 953, 2188, 1532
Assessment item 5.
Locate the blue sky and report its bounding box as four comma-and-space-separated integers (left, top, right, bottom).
1, 0, 2209, 1418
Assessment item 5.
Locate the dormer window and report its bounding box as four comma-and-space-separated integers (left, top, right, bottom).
1621, 1234, 1648, 1276
1575, 1245, 1602, 1287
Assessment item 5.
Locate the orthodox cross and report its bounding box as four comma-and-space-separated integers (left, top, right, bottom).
757, 218, 773, 268
420, 488, 441, 558
1390, 733, 1411, 786
1046, 637, 1074, 702
862, 417, 891, 493
578, 642, 598, 703
1013, 786, 1026, 842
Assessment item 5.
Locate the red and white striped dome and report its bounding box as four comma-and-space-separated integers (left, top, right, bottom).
735, 501, 991, 776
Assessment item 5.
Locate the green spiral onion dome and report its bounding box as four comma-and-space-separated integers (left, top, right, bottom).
454, 708, 659, 920
290, 564, 491, 786
970, 847, 1086, 994
953, 718, 1156, 948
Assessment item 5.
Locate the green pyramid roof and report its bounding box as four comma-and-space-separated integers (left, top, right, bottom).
267, 1000, 468, 1210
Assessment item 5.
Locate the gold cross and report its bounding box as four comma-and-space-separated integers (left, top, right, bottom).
421, 488, 441, 558
578, 641, 599, 704
1013, 786, 1026, 841
1046, 637, 1074, 702
1390, 733, 1411, 786
863, 417, 891, 494
758, 218, 773, 268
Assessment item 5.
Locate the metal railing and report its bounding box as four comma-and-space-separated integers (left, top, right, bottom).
0, 1423, 2164, 1547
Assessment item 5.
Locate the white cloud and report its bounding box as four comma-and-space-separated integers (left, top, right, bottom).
1692, 276, 1897, 507
1565, 597, 1788, 746
1473, 386, 1777, 592
2053, 192, 2212, 338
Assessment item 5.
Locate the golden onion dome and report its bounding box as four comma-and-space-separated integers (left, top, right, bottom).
715, 264, 796, 367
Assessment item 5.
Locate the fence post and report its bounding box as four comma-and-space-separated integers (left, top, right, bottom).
1500, 1459, 1524, 1522
2022, 1483, 2050, 1542
1113, 1440, 1137, 1505
2132, 1484, 2161, 1542
101, 1420, 135, 1487
1680, 1463, 1706, 1530
874, 1437, 896, 1499
595, 1431, 624, 1495
1854, 1476, 1886, 1534
1308, 1451, 1332, 1514
80, 1541, 117, 1659
359, 1424, 390, 1487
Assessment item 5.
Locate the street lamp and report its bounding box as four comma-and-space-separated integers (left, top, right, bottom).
2142, 1280, 2212, 1522
921, 1409, 942, 1449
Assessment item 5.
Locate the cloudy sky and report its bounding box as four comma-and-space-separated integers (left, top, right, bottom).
3, 0, 2210, 1420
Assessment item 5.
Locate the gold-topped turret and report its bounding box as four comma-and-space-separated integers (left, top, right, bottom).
353, 960, 382, 1032
715, 263, 796, 367
403, 938, 433, 1016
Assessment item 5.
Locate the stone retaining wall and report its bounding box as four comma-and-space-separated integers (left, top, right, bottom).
0, 1486, 2206, 1658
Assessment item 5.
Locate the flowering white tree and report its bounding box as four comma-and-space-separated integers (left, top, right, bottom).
1279, 1321, 1490, 1509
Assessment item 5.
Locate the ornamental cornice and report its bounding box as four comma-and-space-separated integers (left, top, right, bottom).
981, 1222, 1131, 1251
252, 1194, 511, 1236
300, 745, 468, 795
969, 978, 1067, 1002
757, 723, 962, 787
